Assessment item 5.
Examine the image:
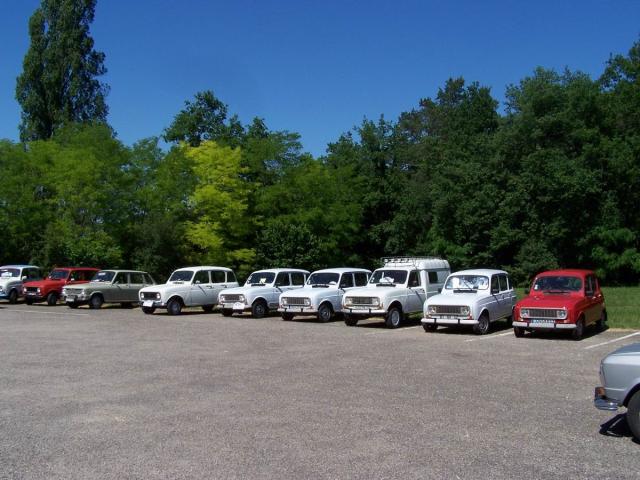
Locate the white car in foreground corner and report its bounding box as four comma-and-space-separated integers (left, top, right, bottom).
422, 269, 516, 335
218, 268, 309, 318
278, 268, 371, 322
138, 266, 238, 315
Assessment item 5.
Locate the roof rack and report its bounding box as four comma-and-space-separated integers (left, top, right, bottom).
381, 256, 444, 267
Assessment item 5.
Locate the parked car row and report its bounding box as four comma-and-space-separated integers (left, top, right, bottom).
1, 258, 607, 340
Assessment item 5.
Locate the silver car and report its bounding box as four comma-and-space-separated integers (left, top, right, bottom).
594, 342, 640, 440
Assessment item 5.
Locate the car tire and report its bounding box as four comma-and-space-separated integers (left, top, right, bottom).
251, 300, 268, 318
571, 318, 585, 341
473, 312, 490, 335
46, 292, 58, 306
222, 309, 233, 317
68, 302, 79, 309
423, 323, 438, 332
385, 307, 402, 329
344, 314, 358, 326
513, 326, 525, 338
281, 312, 294, 321
167, 298, 182, 316
25, 297, 34, 305
89, 294, 103, 310
317, 303, 333, 323
596, 310, 607, 332
142, 306, 155, 314
8, 289, 18, 304
627, 390, 640, 441
202, 305, 214, 313
120, 302, 134, 308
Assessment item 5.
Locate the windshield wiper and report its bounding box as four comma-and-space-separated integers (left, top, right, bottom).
544, 289, 569, 294
454, 288, 476, 293
251, 283, 268, 286
376, 282, 396, 287
312, 284, 329, 288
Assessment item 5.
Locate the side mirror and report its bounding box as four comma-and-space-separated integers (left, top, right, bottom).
195, 280, 201, 285
524, 288, 530, 295
437, 288, 442, 293
491, 287, 499, 295
22, 276, 27, 281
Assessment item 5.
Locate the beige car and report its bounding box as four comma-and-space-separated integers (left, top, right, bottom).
62, 269, 155, 309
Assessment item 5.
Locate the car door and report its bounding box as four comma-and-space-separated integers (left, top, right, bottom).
110, 272, 129, 302
584, 274, 602, 325
128, 272, 147, 302
407, 270, 426, 313
503, 274, 516, 318
189, 270, 210, 306
273, 272, 292, 308
209, 270, 228, 305
497, 274, 511, 319
488, 275, 501, 320
338, 273, 355, 310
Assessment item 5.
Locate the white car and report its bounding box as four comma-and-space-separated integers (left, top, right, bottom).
278, 268, 371, 322
218, 268, 309, 318
0, 265, 42, 304
422, 269, 517, 335
342, 257, 450, 329
138, 266, 238, 315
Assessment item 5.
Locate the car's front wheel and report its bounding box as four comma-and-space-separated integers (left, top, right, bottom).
142, 306, 155, 314
317, 303, 333, 323
89, 294, 103, 310
251, 300, 268, 318
473, 312, 490, 335
167, 298, 182, 316
8, 289, 18, 304
627, 390, 640, 441
46, 292, 58, 306
385, 307, 402, 329
513, 326, 525, 337
571, 318, 585, 341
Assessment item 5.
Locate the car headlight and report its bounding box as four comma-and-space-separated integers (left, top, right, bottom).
281, 298, 288, 306
557, 309, 567, 319
156, 292, 161, 300
37, 288, 41, 294
139, 292, 144, 300
0, 286, 4, 293
371, 297, 380, 307
427, 305, 437, 314
239, 294, 245, 303
80, 289, 86, 295
344, 297, 352, 307
460, 306, 470, 316
304, 298, 311, 306
520, 308, 530, 318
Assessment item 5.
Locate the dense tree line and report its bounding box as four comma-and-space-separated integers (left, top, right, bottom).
2, 1, 639, 284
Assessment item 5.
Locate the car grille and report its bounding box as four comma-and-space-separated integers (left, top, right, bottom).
348, 297, 376, 305
65, 288, 82, 295
222, 294, 242, 302
25, 287, 39, 293
141, 292, 158, 300
283, 297, 307, 306
433, 305, 464, 315
528, 308, 560, 319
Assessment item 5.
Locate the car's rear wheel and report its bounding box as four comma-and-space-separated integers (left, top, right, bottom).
142, 306, 155, 314
473, 312, 490, 335
423, 323, 438, 332
167, 298, 182, 316
571, 318, 585, 340
46, 292, 58, 306
251, 300, 268, 318
89, 294, 103, 310
513, 326, 525, 338
596, 310, 607, 332
317, 303, 333, 323
385, 307, 402, 329
8, 289, 18, 304
627, 390, 640, 441
222, 309, 233, 317
344, 314, 358, 326
202, 305, 214, 313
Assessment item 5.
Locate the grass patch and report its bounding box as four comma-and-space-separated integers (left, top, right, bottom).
515, 287, 640, 330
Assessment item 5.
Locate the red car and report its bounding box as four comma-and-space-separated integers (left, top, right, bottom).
513, 269, 606, 340
23, 267, 99, 306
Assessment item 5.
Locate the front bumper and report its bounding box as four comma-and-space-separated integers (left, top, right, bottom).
342, 307, 386, 316
24, 292, 46, 302
512, 320, 576, 329
422, 316, 477, 325
278, 306, 318, 315
594, 387, 620, 411
139, 299, 166, 309
220, 302, 250, 312
63, 293, 89, 304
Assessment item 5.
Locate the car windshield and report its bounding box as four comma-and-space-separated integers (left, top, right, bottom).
307, 272, 339, 286
245, 272, 275, 286
369, 270, 407, 285
533, 276, 582, 293
92, 271, 115, 283
48, 269, 69, 280
169, 271, 194, 282
0, 268, 20, 278
445, 275, 489, 291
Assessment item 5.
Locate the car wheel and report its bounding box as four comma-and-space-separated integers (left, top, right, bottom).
167, 298, 182, 316
627, 390, 640, 441
251, 300, 267, 318
46, 292, 58, 306
8, 289, 18, 304
385, 307, 402, 329
344, 314, 358, 326
571, 318, 585, 340
317, 303, 333, 323
25, 297, 34, 305
120, 302, 134, 308
142, 306, 155, 314
202, 305, 214, 313
596, 310, 607, 332
222, 309, 233, 317
281, 312, 294, 321
423, 323, 438, 332
68, 302, 79, 309
473, 312, 490, 335
513, 326, 525, 338
89, 294, 103, 310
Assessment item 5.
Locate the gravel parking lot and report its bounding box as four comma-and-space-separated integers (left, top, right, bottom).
0, 304, 638, 479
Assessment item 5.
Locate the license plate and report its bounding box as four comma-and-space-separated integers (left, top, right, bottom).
25, 292, 36, 296
233, 302, 245, 310
530, 319, 555, 327
66, 296, 76, 302
350, 305, 369, 310
142, 300, 154, 307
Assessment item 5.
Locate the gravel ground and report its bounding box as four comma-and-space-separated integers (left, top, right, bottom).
0, 303, 638, 479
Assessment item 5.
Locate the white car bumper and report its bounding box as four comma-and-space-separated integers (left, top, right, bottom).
512, 321, 576, 329
220, 302, 250, 312
422, 316, 477, 325
278, 306, 318, 314
342, 307, 386, 316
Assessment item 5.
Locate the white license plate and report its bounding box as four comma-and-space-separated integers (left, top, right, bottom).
350, 305, 370, 310
530, 319, 555, 327
233, 302, 245, 310
66, 296, 76, 302
142, 300, 154, 307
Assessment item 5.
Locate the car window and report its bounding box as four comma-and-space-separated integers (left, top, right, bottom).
428, 271, 438, 283
226, 271, 237, 283
144, 274, 154, 284
340, 273, 354, 288
354, 272, 369, 286
498, 274, 508, 292
585, 275, 595, 296
291, 272, 305, 286
210, 270, 226, 283
26, 268, 41, 280
113, 273, 128, 284
275, 272, 290, 286
408, 271, 421, 287
130, 273, 145, 284
193, 270, 209, 284
491, 275, 499, 293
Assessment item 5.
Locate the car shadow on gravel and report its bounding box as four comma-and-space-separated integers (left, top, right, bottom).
599, 414, 640, 443
353, 316, 423, 330
523, 325, 606, 341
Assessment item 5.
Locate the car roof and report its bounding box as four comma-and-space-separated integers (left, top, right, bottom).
535, 269, 594, 277
0, 265, 39, 269
51, 267, 100, 270
450, 269, 508, 276
311, 268, 371, 274
249, 268, 310, 274
98, 269, 149, 274
174, 266, 234, 272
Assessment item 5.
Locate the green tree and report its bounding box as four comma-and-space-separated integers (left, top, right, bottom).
16, 0, 108, 141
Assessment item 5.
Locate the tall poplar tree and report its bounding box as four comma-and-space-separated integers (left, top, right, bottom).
15, 0, 109, 142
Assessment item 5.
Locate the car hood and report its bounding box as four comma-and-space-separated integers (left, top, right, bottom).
140, 284, 186, 295
343, 286, 402, 298
282, 286, 337, 299
24, 279, 65, 288
426, 292, 478, 306
517, 294, 582, 309
68, 281, 111, 290
606, 343, 640, 358
224, 285, 278, 296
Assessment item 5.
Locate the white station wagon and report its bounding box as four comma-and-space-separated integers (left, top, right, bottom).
218, 268, 309, 318
278, 268, 371, 322
139, 266, 238, 315
421, 269, 516, 335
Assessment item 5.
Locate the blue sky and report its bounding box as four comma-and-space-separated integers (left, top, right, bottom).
1, 0, 639, 157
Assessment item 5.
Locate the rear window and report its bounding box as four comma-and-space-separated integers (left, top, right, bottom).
354, 272, 369, 286
211, 270, 226, 283
291, 272, 306, 286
